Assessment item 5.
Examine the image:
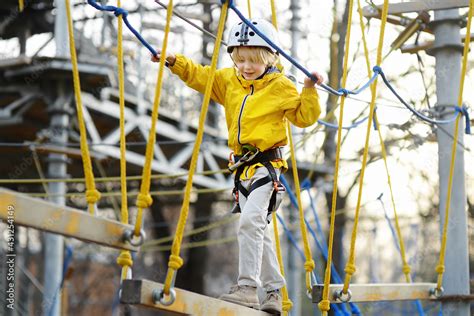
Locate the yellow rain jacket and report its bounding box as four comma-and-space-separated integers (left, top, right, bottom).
169, 54, 321, 179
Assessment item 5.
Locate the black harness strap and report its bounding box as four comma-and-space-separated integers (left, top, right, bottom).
230, 148, 284, 221
238, 175, 272, 199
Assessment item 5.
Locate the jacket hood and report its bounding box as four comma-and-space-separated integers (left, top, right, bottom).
235, 66, 283, 89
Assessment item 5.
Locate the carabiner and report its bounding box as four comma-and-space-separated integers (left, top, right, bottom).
228, 149, 260, 172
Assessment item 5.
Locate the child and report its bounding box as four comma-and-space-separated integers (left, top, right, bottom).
152, 18, 322, 314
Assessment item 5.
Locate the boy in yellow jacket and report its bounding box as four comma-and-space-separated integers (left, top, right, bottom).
152, 18, 322, 314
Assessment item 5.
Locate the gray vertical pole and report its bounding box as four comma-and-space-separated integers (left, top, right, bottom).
136, 4, 145, 116
428, 8, 469, 316
288, 0, 302, 315
43, 0, 68, 315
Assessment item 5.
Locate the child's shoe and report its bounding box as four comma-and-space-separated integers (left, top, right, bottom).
219, 285, 259, 309
260, 289, 282, 314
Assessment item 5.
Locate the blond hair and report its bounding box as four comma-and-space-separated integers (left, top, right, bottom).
231, 46, 279, 67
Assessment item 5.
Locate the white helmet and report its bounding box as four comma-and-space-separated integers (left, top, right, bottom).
227, 18, 280, 54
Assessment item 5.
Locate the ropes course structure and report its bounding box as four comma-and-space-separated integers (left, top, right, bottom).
0, 0, 473, 315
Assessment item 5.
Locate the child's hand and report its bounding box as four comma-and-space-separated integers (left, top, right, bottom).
304, 71, 324, 87
151, 50, 176, 66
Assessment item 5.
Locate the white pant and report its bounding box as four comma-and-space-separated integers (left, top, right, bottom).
237, 166, 286, 291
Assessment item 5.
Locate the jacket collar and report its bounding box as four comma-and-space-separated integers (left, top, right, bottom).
235, 66, 283, 89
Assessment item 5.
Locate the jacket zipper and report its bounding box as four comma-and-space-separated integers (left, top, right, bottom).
237, 85, 254, 145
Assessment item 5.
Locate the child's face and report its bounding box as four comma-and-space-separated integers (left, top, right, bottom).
233, 47, 267, 80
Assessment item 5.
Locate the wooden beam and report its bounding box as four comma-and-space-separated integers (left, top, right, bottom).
363, 0, 470, 18
400, 33, 474, 54
0, 188, 138, 251
121, 279, 272, 316
312, 283, 438, 303
400, 41, 435, 54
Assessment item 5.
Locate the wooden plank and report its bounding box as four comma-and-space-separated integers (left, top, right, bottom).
121, 279, 272, 316
312, 283, 438, 303
363, 0, 470, 18
0, 188, 138, 251
400, 33, 474, 54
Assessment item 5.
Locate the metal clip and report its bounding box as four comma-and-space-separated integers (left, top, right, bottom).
230, 203, 241, 214
228, 149, 260, 172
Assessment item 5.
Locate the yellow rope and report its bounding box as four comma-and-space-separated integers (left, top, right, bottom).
247, 0, 252, 18
356, 0, 371, 80
318, 0, 354, 313
133, 0, 175, 237
269, 4, 292, 314
286, 122, 315, 293
374, 116, 412, 282
26, 187, 230, 198
114, 0, 133, 281
143, 236, 237, 252
270, 0, 277, 28
142, 215, 237, 247
163, 2, 229, 296
341, 0, 389, 294
65, 0, 101, 215
31, 148, 50, 195
94, 160, 121, 220
0, 168, 230, 184
436, 0, 473, 291
356, 0, 412, 284
18, 0, 24, 12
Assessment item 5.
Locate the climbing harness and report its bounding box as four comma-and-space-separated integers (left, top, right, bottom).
71, 0, 473, 312
229, 146, 285, 222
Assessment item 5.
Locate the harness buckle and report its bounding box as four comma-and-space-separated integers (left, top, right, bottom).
228, 148, 260, 172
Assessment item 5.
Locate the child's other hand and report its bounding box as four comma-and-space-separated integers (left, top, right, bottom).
304, 71, 324, 87
151, 50, 176, 66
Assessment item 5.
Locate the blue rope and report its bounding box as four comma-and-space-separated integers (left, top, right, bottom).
111, 285, 121, 315
369, 226, 379, 283
376, 67, 471, 134
377, 195, 425, 316
318, 116, 369, 130
340, 70, 380, 96
87, 0, 471, 136
378, 194, 401, 253
372, 107, 379, 131
303, 219, 352, 316
87, 0, 158, 56
48, 245, 74, 316
366, 300, 439, 315
275, 213, 345, 316
276, 213, 305, 259
225, 1, 379, 97
281, 176, 361, 315
318, 100, 379, 131
224, 0, 472, 134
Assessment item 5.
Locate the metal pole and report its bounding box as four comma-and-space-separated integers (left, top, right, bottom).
288, 0, 303, 315
428, 8, 470, 316
42, 0, 68, 315
136, 4, 146, 116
